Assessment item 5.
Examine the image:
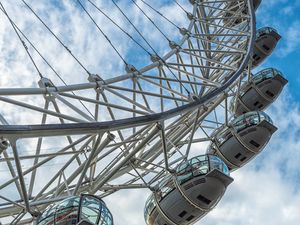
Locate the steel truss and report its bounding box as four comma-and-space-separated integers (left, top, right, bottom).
0, 0, 255, 224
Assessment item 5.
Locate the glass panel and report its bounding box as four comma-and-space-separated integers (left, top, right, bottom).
258, 111, 273, 124
80, 196, 102, 224
144, 195, 156, 222
176, 161, 193, 184
253, 68, 275, 84
209, 155, 230, 176
54, 207, 78, 225
232, 111, 260, 132
216, 126, 231, 143
256, 27, 278, 38
38, 204, 56, 224
54, 197, 80, 225
38, 196, 113, 225
192, 158, 209, 176
99, 206, 113, 225
176, 155, 209, 184
38, 210, 55, 225
157, 175, 175, 200
79, 195, 113, 225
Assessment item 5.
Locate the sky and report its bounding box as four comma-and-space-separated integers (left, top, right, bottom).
0, 0, 300, 224
107, 1, 300, 224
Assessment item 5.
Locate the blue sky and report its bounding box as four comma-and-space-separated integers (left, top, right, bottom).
255, 0, 300, 99
198, 1, 300, 224
105, 1, 300, 224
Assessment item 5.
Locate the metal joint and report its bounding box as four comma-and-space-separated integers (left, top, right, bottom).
186, 12, 195, 21
179, 27, 190, 37
38, 78, 57, 99
169, 41, 179, 49
88, 74, 105, 93
125, 64, 137, 73
150, 54, 161, 63
188, 93, 199, 102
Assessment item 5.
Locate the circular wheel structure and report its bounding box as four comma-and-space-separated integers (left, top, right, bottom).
0, 0, 256, 224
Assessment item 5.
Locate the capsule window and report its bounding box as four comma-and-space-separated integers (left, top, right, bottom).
184, 183, 194, 191
235, 153, 242, 159
263, 44, 270, 51
250, 140, 260, 147
240, 156, 247, 162
194, 178, 206, 185
258, 104, 264, 109
178, 210, 187, 218
254, 101, 259, 106
197, 194, 211, 205
266, 90, 275, 97
186, 215, 195, 222
253, 54, 261, 61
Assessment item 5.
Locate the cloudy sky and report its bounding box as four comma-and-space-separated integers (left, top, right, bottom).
0, 0, 300, 224
108, 1, 300, 224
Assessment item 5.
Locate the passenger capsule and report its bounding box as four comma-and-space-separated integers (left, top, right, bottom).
144, 155, 233, 225
252, 27, 281, 68
232, 68, 288, 115
37, 194, 113, 225
207, 111, 277, 171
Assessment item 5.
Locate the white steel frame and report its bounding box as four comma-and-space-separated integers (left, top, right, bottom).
0, 0, 256, 224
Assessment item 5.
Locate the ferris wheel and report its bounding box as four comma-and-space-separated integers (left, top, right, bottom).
0, 0, 287, 225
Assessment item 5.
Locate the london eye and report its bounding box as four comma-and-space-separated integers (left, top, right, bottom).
0, 0, 287, 224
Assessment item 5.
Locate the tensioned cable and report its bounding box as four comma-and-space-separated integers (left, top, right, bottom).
130, 0, 171, 42
87, 0, 190, 94
22, 36, 95, 119
111, 1, 192, 95
172, 0, 189, 14
0, 2, 43, 79
76, 0, 128, 65
0, 5, 95, 119
21, 0, 92, 76
111, 0, 156, 55
109, 0, 190, 95
140, 0, 180, 30
129, 0, 190, 95
86, 0, 152, 56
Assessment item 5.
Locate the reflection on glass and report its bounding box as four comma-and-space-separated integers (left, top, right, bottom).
231, 111, 273, 132
37, 195, 113, 225
144, 195, 156, 223
256, 27, 278, 38
176, 155, 230, 184
253, 68, 283, 85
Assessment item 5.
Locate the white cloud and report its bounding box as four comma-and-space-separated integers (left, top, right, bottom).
0, 1, 297, 225
276, 20, 300, 57
104, 89, 300, 225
